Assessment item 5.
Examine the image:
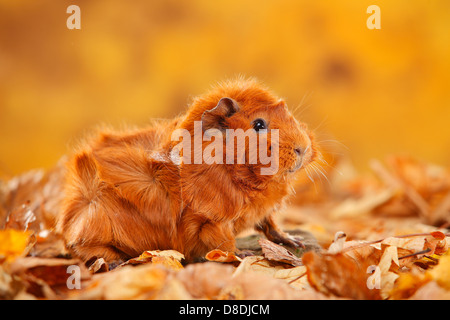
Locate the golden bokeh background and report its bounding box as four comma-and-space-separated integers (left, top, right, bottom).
1, 0, 449, 177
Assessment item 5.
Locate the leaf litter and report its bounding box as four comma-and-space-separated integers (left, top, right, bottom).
0, 154, 449, 300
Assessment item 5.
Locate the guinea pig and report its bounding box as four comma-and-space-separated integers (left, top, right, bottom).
57, 78, 318, 263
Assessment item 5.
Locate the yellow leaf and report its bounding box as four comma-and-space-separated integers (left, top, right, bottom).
0, 229, 31, 262
151, 256, 183, 270
429, 254, 450, 290
390, 271, 431, 300
205, 249, 242, 263
122, 250, 185, 270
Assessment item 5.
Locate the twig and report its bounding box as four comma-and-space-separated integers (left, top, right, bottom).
398, 248, 431, 260
288, 272, 307, 284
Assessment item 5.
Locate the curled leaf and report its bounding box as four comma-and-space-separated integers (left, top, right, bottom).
205, 249, 242, 263
121, 250, 184, 270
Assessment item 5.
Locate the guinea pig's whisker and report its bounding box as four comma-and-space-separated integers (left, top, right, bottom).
316, 139, 349, 151
312, 115, 330, 133
316, 147, 347, 178
310, 162, 330, 186
316, 150, 329, 166
304, 166, 315, 184
293, 91, 314, 116
304, 166, 318, 193
290, 185, 297, 195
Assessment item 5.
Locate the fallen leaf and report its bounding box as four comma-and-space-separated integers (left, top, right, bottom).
409, 281, 450, 300
79, 264, 171, 300
4, 202, 36, 231
88, 258, 109, 273
377, 245, 400, 299
303, 251, 381, 299
9, 257, 90, 298
258, 238, 303, 266
342, 240, 381, 267
205, 249, 242, 264
0, 229, 32, 262
327, 231, 347, 254
429, 254, 450, 290
229, 265, 328, 299
330, 188, 394, 219
232, 255, 309, 290
381, 236, 426, 253
424, 232, 449, 255
0, 264, 28, 299
176, 262, 235, 299
120, 250, 184, 270
390, 271, 431, 300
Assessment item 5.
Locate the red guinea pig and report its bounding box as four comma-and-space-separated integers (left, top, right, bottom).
57, 78, 318, 263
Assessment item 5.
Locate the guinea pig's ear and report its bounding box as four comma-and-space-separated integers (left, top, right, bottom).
201, 97, 240, 132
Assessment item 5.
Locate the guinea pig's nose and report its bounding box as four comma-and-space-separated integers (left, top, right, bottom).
294, 147, 302, 156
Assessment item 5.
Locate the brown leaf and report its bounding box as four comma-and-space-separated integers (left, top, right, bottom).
233, 256, 309, 290
176, 262, 235, 299
78, 264, 174, 300
205, 249, 242, 264
258, 238, 303, 266
228, 267, 326, 299
303, 251, 381, 299
9, 257, 90, 298
120, 250, 184, 270
4, 202, 36, 231
88, 258, 109, 273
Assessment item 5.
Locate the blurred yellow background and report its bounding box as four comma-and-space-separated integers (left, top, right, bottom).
1, 0, 449, 177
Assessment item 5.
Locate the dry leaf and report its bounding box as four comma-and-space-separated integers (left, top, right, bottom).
232, 255, 308, 290
9, 257, 90, 299
4, 203, 36, 231
120, 250, 184, 270
217, 284, 245, 300
409, 281, 450, 300
377, 245, 400, 299
381, 236, 426, 253
79, 264, 170, 300
176, 262, 235, 299
342, 240, 382, 267
0, 229, 32, 262
0, 264, 28, 299
330, 188, 394, 219
228, 270, 318, 300
390, 271, 431, 300
258, 238, 303, 266
327, 231, 347, 254
429, 254, 450, 290
88, 258, 109, 273
205, 249, 242, 264
425, 232, 449, 255
303, 251, 381, 299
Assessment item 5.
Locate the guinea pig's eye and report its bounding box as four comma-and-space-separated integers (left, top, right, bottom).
252, 119, 267, 132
